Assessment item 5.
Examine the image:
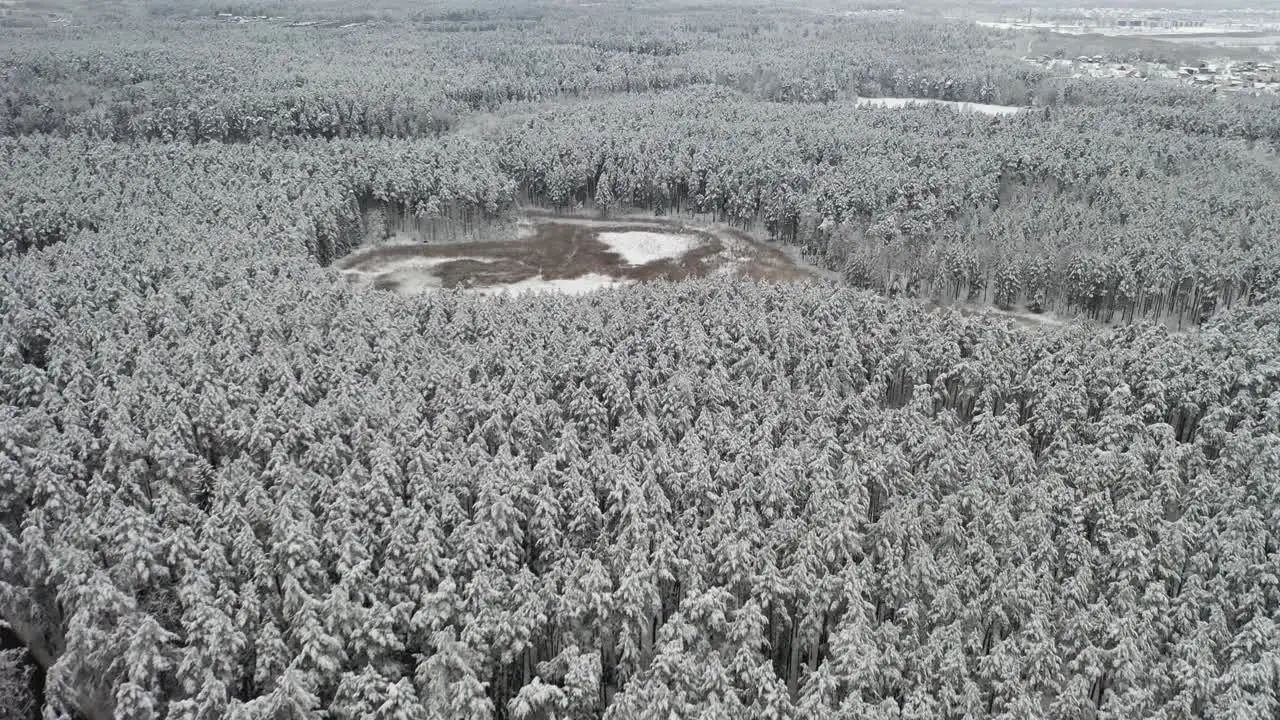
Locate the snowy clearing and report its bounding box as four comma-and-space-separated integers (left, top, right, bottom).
596, 231, 705, 265
854, 97, 1025, 116
335, 214, 827, 297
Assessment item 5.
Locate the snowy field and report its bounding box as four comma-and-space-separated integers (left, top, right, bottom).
596, 231, 704, 265
854, 97, 1024, 116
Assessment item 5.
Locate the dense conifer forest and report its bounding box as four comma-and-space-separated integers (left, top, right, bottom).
2, 1, 1279, 718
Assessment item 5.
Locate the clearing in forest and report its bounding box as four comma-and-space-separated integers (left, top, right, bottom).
853, 96, 1025, 115
336, 215, 828, 295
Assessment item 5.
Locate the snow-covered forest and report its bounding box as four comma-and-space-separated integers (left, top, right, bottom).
2, 1, 1279, 718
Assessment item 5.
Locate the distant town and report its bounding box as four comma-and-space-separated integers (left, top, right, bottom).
978, 7, 1280, 36
1024, 55, 1280, 95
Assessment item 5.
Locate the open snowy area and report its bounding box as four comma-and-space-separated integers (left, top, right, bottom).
596, 230, 705, 265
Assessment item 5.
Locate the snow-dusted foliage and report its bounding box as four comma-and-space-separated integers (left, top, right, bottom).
5, 233, 1280, 716
2, 2, 1280, 719
0, 649, 35, 720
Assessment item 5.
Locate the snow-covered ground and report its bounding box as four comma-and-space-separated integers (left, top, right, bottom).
473, 273, 628, 296
711, 232, 752, 277
341, 255, 491, 276
514, 218, 538, 240
348, 264, 628, 296
380, 269, 443, 295
596, 231, 704, 265
854, 97, 1024, 116
341, 256, 491, 294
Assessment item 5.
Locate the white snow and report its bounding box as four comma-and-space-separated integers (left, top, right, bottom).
515, 218, 538, 240
341, 255, 492, 276
384, 269, 443, 295
596, 231, 703, 265
854, 97, 1024, 116
711, 232, 751, 277
340, 256, 500, 295
473, 273, 628, 296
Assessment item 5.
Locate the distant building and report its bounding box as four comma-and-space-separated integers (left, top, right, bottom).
1114, 17, 1203, 29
